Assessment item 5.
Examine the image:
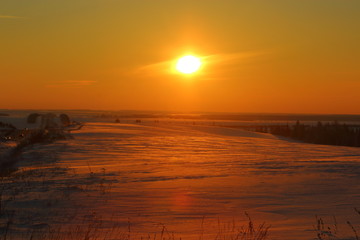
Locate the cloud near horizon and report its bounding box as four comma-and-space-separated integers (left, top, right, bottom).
45, 80, 97, 88
0, 15, 25, 19
137, 50, 272, 78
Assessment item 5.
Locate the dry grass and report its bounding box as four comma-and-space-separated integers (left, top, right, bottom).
315, 208, 360, 240
210, 213, 269, 240
0, 213, 269, 240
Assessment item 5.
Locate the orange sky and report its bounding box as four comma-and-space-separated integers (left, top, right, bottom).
1, 0, 360, 114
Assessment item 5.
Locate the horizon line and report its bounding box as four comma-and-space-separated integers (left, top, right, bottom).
1, 108, 360, 116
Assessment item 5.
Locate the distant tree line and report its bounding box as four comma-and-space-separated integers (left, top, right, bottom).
233, 121, 360, 147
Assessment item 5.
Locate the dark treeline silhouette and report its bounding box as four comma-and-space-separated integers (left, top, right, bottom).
230, 121, 360, 147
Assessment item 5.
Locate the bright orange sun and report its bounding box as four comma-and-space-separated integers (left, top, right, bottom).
176, 55, 202, 74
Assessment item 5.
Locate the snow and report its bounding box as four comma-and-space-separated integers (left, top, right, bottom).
1, 112, 360, 239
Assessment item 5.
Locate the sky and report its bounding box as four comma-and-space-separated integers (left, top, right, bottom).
1, 0, 360, 114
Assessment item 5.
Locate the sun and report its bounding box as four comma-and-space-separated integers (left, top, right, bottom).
176, 55, 202, 74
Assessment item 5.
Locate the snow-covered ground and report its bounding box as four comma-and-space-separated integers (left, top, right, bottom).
1, 112, 360, 239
